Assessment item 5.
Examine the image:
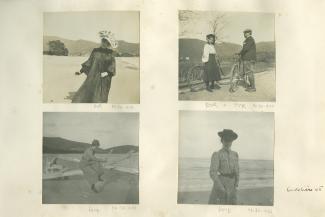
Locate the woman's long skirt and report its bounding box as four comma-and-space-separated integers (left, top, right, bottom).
208, 175, 237, 205
203, 54, 221, 82
72, 74, 112, 103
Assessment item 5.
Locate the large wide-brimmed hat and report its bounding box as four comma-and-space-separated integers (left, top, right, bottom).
218, 129, 238, 141
91, 139, 100, 147
99, 30, 118, 49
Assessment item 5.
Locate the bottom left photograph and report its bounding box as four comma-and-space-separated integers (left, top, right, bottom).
42, 112, 139, 204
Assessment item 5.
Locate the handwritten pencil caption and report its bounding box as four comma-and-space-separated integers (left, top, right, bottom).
287, 185, 324, 192
205, 102, 274, 111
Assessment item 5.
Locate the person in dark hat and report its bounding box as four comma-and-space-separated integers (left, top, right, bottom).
209, 129, 240, 205
239, 28, 257, 92
202, 34, 222, 92
79, 139, 107, 193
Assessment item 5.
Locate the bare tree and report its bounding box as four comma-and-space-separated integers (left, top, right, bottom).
179, 11, 227, 41
209, 13, 227, 41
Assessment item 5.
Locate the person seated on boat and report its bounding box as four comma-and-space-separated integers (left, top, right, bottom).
79, 139, 107, 193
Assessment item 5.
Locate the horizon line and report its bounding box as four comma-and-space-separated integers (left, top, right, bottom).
179, 156, 273, 161
43, 34, 140, 44
43, 136, 139, 148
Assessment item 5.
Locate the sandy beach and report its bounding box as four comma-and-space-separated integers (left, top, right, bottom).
179, 70, 275, 102
42, 169, 139, 204
43, 56, 140, 104
178, 187, 273, 206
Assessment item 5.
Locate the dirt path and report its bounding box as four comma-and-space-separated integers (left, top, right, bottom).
179, 70, 276, 102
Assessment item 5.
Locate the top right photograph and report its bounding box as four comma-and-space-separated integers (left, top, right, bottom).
179, 11, 275, 102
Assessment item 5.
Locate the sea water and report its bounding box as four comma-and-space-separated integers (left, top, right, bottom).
43, 153, 139, 173
178, 157, 273, 192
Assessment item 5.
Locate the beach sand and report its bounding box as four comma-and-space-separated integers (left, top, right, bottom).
42, 170, 139, 204
179, 70, 275, 102
178, 187, 273, 206
43, 56, 140, 104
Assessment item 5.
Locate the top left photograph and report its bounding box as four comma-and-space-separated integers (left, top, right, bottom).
43, 11, 140, 104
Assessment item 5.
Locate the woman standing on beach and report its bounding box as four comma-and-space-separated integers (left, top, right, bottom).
79, 139, 107, 193
209, 129, 239, 205
72, 31, 118, 103
202, 34, 222, 92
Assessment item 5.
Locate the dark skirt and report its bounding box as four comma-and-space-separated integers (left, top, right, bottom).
203, 54, 221, 82
72, 48, 115, 103
72, 75, 112, 103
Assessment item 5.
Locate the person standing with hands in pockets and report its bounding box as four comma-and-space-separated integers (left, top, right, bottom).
209, 129, 239, 205
239, 28, 257, 92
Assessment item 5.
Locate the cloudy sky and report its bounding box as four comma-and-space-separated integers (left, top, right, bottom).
44, 11, 139, 43
43, 112, 139, 148
179, 111, 274, 160
179, 11, 275, 44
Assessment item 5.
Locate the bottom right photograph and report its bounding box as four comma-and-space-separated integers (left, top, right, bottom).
178, 111, 274, 206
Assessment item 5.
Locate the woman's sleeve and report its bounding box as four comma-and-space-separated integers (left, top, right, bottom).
209, 152, 219, 180
80, 49, 95, 75
107, 56, 116, 76
210, 152, 224, 189
202, 44, 209, 63
234, 152, 240, 187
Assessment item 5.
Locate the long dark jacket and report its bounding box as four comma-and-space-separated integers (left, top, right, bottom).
239, 36, 256, 61
72, 47, 116, 103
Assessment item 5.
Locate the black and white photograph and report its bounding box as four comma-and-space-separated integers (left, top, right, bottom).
178, 111, 274, 206
43, 11, 140, 104
42, 112, 139, 204
179, 11, 275, 101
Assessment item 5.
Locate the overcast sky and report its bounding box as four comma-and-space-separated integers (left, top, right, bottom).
179, 111, 274, 160
43, 112, 139, 148
44, 11, 139, 43
180, 11, 275, 44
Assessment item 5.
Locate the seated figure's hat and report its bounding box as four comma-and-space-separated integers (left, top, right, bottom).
91, 139, 100, 147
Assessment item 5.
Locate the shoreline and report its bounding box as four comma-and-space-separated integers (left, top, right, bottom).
178, 187, 273, 206
43, 170, 139, 204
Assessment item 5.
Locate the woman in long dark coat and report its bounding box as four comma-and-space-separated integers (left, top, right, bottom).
202, 34, 222, 92
72, 31, 117, 103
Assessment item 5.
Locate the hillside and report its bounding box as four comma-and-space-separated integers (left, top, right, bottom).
179, 38, 275, 62
43, 36, 140, 56
43, 137, 139, 154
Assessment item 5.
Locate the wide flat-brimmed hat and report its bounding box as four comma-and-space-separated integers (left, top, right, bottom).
206, 34, 216, 39
243, 28, 252, 34
91, 139, 100, 146
99, 30, 118, 49
218, 129, 238, 141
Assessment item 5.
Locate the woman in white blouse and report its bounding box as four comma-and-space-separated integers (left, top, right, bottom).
202, 34, 222, 92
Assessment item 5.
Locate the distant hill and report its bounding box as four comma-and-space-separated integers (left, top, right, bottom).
43, 137, 139, 154
179, 38, 275, 62
43, 36, 140, 57
256, 41, 276, 53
